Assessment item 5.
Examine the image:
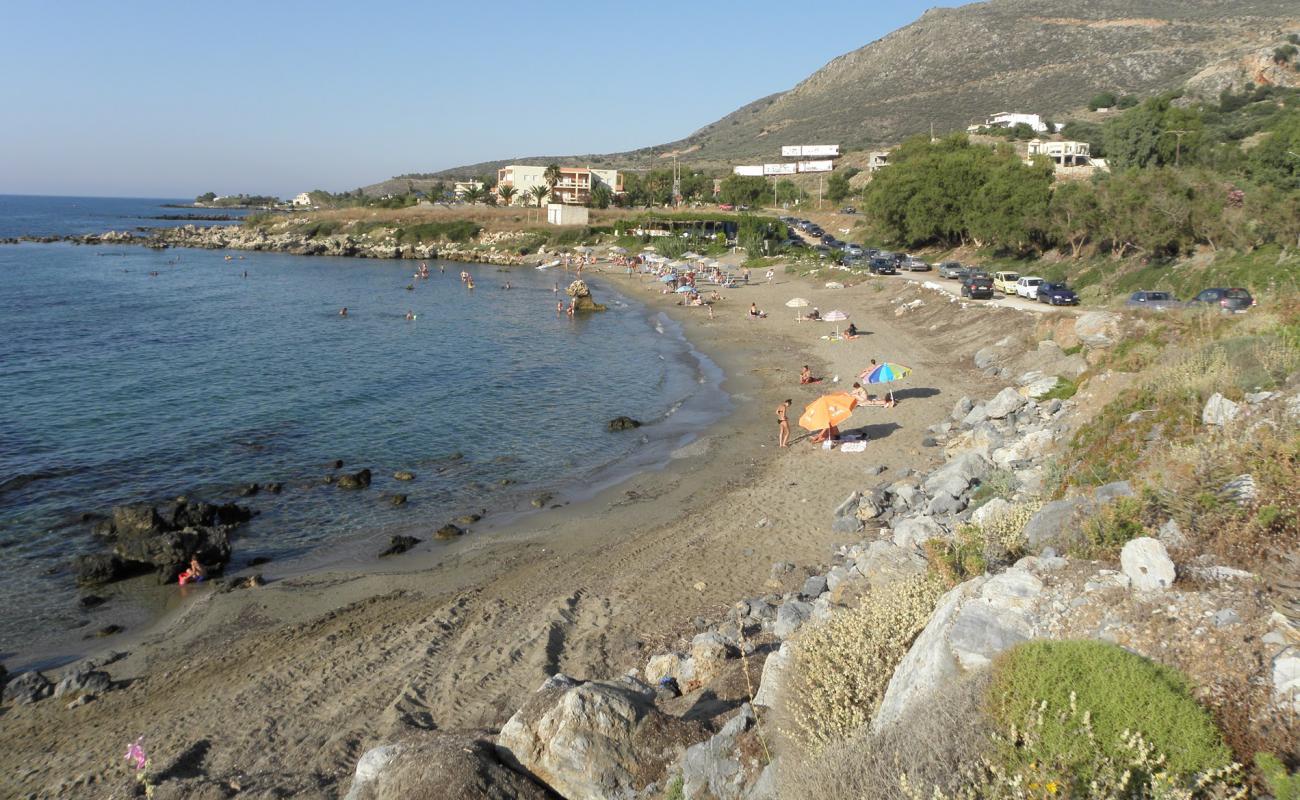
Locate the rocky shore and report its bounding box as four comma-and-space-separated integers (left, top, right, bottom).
2, 224, 541, 266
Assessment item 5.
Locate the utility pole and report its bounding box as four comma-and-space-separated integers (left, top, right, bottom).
672, 155, 681, 208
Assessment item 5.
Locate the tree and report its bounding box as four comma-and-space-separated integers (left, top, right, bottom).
461, 185, 484, 205
826, 171, 853, 203
590, 184, 613, 209
1246, 110, 1300, 190
195, 191, 217, 203
774, 179, 805, 206
1046, 180, 1102, 257
1102, 96, 1204, 170
718, 175, 767, 206
544, 164, 562, 190
529, 185, 550, 207
1088, 91, 1118, 111
497, 184, 517, 206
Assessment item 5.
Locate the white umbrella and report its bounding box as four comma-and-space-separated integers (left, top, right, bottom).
785, 297, 809, 321
608, 246, 628, 255
823, 309, 849, 336
681, 251, 701, 259
575, 246, 594, 254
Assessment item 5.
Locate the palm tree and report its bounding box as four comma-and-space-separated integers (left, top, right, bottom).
544, 164, 562, 192
462, 186, 484, 205
497, 184, 517, 207
529, 185, 550, 222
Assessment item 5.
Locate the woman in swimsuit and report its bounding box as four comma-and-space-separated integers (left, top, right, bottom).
776, 399, 792, 448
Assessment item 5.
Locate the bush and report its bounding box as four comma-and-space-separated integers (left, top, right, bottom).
926, 502, 1040, 586
778, 673, 993, 800
968, 468, 1018, 510
987, 641, 1233, 782
1037, 376, 1078, 402
1080, 495, 1147, 556
786, 576, 945, 752
1258, 753, 1300, 800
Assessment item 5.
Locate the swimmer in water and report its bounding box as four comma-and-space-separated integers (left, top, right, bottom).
466, 278, 475, 290
339, 307, 348, 317
405, 310, 415, 320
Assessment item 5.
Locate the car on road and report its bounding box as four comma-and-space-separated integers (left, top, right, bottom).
1036, 282, 1079, 306
844, 243, 864, 257
1188, 287, 1254, 313
868, 257, 897, 275
1015, 276, 1045, 300
937, 261, 965, 279
1125, 290, 1181, 312
820, 233, 836, 244
808, 226, 824, 237
993, 271, 1021, 295
840, 206, 857, 214
812, 245, 833, 259
904, 258, 932, 272
961, 274, 995, 299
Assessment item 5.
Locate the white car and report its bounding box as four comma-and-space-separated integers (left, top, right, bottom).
1015, 276, 1045, 300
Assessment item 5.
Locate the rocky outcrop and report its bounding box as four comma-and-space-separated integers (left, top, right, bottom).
496, 675, 706, 800
344, 731, 557, 800
74, 499, 251, 585
3, 670, 53, 705
678, 704, 776, 800
566, 280, 607, 313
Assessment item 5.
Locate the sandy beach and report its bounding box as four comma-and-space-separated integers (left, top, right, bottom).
0, 262, 1015, 799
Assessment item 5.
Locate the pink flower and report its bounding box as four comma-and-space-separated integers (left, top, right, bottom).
124, 736, 147, 770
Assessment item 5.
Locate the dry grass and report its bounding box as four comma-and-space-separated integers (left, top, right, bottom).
784, 575, 945, 753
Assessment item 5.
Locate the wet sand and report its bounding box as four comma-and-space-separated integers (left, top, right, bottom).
0, 262, 1007, 799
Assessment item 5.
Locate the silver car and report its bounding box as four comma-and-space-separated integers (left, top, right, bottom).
1125, 290, 1181, 312
937, 261, 966, 279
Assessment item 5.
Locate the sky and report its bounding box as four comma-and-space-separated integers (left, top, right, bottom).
0, 0, 968, 199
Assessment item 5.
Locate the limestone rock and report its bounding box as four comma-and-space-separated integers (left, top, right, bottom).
984, 387, 1027, 420
496, 677, 704, 800
774, 600, 813, 640
855, 541, 927, 590
3, 670, 52, 705
1075, 311, 1120, 348
1023, 376, 1061, 400
337, 468, 373, 490
691, 632, 738, 683
53, 669, 112, 699
680, 704, 762, 800
1121, 537, 1176, 591
1274, 649, 1300, 714
971, 498, 1013, 529
752, 643, 790, 708
1202, 393, 1240, 426
344, 731, 554, 800
892, 515, 946, 549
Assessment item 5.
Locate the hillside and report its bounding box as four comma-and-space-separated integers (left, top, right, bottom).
365, 0, 1298, 191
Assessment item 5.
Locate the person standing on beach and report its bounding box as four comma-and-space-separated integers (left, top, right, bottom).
777, 399, 792, 448
765, 268, 774, 284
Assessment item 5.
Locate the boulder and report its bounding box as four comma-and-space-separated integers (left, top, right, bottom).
1023, 376, 1061, 400
111, 503, 167, 538
971, 498, 1013, 529
831, 491, 864, 534
1022, 497, 1088, 552
1074, 311, 1120, 348
680, 704, 763, 800
393, 471, 416, 481
984, 388, 1027, 420
892, 515, 946, 549
53, 668, 112, 699
1120, 537, 1176, 591
378, 535, 420, 557
73, 553, 136, 587
691, 632, 737, 683
991, 430, 1055, 469
337, 469, 373, 490
800, 575, 827, 598
923, 450, 991, 499
3, 670, 52, 705
1202, 393, 1240, 426
344, 731, 555, 800
853, 541, 927, 590
645, 654, 689, 686
960, 404, 989, 429
1274, 649, 1300, 714
113, 523, 231, 583
607, 416, 642, 432
496, 676, 705, 800
774, 600, 813, 640
434, 524, 465, 540
752, 643, 790, 709
951, 396, 973, 420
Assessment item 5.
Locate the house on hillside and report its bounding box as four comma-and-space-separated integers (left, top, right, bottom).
867, 151, 891, 173
453, 180, 485, 199
496, 165, 623, 205
291, 192, 313, 207
1024, 139, 1106, 178
968, 112, 1063, 134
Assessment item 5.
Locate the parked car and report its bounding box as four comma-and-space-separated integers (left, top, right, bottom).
865, 248, 881, 259
993, 271, 1021, 295
808, 226, 824, 237
961, 274, 995, 299
1188, 287, 1254, 313
813, 245, 832, 259
820, 233, 836, 244
782, 238, 806, 249
1015, 276, 1045, 299
905, 258, 932, 272
869, 257, 897, 275
1037, 282, 1079, 306
840, 206, 857, 214
844, 243, 865, 257
937, 261, 966, 279
1125, 290, 1181, 311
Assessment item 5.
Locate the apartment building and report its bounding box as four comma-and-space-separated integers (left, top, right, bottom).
496, 165, 623, 205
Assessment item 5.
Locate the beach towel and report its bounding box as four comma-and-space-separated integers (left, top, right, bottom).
840, 441, 867, 453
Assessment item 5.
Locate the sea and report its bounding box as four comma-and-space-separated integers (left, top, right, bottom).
0, 195, 728, 666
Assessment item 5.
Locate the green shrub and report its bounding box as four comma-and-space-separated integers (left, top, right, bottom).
1258, 753, 1300, 800
1080, 495, 1147, 555
664, 774, 684, 800
968, 468, 1017, 510
927, 502, 1040, 586
1037, 376, 1078, 402
987, 641, 1233, 782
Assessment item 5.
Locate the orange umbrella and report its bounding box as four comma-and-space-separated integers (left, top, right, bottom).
798, 392, 858, 432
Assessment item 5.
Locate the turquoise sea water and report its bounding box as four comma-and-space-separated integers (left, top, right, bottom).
0, 196, 727, 663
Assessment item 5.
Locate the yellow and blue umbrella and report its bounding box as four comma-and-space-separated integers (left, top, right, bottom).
859, 362, 912, 403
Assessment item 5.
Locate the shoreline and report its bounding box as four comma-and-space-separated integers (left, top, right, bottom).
0, 246, 1008, 798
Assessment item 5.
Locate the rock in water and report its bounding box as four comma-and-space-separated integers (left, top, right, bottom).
434, 524, 464, 540
393, 471, 415, 481
565, 280, 607, 312
378, 535, 419, 557
336, 469, 372, 490
607, 416, 642, 432
73, 553, 135, 587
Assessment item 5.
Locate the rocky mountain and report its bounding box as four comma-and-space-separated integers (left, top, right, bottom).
375, 0, 1298, 187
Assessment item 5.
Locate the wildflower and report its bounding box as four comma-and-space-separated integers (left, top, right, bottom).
124, 736, 147, 771
1046, 780, 1059, 795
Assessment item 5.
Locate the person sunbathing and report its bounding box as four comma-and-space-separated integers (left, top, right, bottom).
810, 424, 840, 443
748, 303, 766, 318
800, 365, 822, 385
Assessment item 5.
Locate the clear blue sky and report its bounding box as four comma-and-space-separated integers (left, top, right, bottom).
1, 0, 966, 199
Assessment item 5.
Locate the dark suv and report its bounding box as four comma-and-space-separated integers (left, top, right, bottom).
961, 274, 994, 299
1189, 287, 1254, 313
868, 257, 897, 275
1037, 282, 1079, 306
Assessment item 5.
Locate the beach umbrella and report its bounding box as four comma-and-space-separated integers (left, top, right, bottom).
785, 296, 810, 321
607, 246, 628, 255
798, 392, 858, 433
859, 361, 912, 404
659, 274, 677, 283
823, 309, 849, 337
675, 285, 697, 294
668, 261, 687, 270
681, 251, 701, 260
575, 246, 594, 254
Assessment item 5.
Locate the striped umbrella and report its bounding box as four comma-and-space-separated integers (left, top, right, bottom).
859, 361, 912, 404
823, 309, 849, 337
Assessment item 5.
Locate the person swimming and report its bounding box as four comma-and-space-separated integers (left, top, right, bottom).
405, 310, 415, 320
339, 307, 348, 317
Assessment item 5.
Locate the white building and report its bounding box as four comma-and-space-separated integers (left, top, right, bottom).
867, 151, 891, 173
291, 192, 313, 206
969, 112, 1063, 134
1026, 139, 1091, 167
453, 180, 485, 199
497, 165, 622, 205
547, 203, 589, 225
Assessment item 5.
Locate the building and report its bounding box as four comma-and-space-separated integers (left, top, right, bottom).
291, 192, 313, 207
496, 165, 623, 205
547, 203, 589, 225
968, 112, 1062, 134
867, 151, 891, 173
1026, 139, 1091, 167
453, 180, 485, 199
